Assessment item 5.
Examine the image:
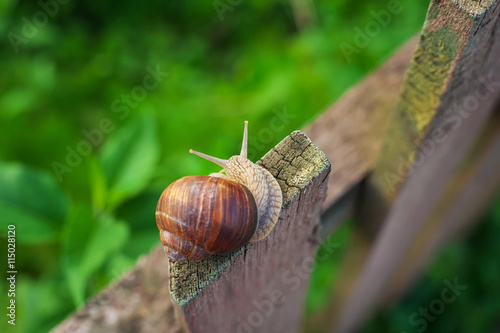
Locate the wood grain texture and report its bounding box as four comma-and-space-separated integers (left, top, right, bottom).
368, 0, 499, 202
170, 131, 331, 333
301, 42, 420, 331
333, 1, 500, 332
304, 36, 418, 211
383, 108, 500, 305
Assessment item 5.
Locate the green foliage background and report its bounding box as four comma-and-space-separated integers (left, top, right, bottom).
0, 1, 497, 332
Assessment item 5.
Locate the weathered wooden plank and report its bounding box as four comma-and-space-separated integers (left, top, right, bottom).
52, 245, 185, 333
359, 0, 500, 225
300, 38, 419, 332
383, 108, 500, 305
333, 1, 500, 331
304, 36, 418, 211
169, 131, 331, 333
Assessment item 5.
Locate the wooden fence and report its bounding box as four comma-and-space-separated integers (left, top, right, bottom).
53, 0, 500, 332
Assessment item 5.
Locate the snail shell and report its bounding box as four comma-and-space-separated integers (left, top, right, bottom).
155, 121, 282, 261
156, 175, 258, 261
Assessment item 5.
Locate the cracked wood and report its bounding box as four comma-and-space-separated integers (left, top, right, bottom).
169, 131, 331, 333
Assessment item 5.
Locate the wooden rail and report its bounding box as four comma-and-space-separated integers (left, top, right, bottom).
333, 0, 500, 331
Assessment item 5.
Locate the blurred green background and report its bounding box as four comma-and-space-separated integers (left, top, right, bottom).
0, 0, 498, 332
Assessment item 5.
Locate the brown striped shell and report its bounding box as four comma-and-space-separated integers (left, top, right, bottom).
155, 121, 283, 261
156, 176, 258, 261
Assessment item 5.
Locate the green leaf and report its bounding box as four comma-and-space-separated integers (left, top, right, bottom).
82, 214, 129, 276
104, 252, 136, 282
0, 162, 69, 243
99, 114, 159, 209
115, 187, 161, 231
10, 276, 71, 333
62, 205, 96, 305
87, 155, 108, 210
121, 230, 159, 259
62, 205, 129, 306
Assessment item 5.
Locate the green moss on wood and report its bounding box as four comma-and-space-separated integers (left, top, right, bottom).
368, 0, 486, 199
399, 30, 460, 134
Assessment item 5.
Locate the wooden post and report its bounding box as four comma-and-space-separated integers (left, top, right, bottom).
303, 36, 419, 212
169, 131, 331, 333
333, 1, 500, 332
302, 36, 418, 331
358, 0, 500, 236
383, 107, 500, 304
303, 36, 418, 237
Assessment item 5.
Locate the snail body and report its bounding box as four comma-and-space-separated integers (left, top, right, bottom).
155, 121, 282, 261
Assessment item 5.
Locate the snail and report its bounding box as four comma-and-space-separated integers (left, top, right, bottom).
155, 121, 282, 261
